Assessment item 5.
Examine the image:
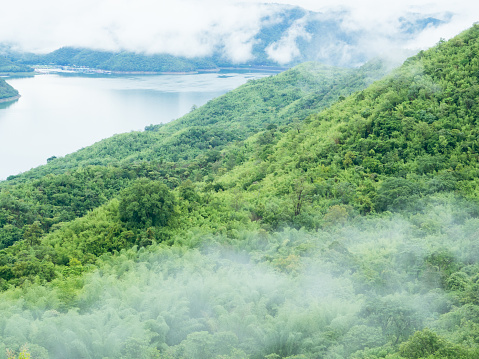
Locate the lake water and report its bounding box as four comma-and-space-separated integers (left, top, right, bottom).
0, 71, 273, 180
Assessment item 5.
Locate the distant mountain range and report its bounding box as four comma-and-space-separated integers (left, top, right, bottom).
0, 5, 451, 72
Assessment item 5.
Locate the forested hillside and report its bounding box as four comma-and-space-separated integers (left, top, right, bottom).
0, 78, 18, 100
26, 47, 219, 73
0, 58, 392, 252
8, 59, 393, 182
0, 56, 32, 100
0, 56, 33, 74
0, 24, 479, 359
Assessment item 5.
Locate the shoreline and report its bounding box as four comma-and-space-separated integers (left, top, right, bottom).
0, 95, 20, 103
34, 65, 286, 76
108, 66, 287, 74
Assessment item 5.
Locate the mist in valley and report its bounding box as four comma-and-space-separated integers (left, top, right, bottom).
1, 194, 477, 358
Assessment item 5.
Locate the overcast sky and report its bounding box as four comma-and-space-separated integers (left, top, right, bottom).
1, 0, 477, 62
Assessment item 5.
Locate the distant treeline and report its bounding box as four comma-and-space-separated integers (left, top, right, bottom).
0, 56, 33, 74
8, 46, 286, 73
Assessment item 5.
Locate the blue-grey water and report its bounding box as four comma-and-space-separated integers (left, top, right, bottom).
0, 71, 272, 180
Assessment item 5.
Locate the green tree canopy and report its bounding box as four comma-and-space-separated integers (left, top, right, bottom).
118, 179, 177, 229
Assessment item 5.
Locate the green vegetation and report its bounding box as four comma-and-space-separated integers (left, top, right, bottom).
118, 179, 177, 229
0, 58, 391, 254
1, 24, 479, 358
34, 47, 218, 73
0, 56, 33, 75
8, 59, 392, 181
0, 78, 18, 100
0, 56, 31, 100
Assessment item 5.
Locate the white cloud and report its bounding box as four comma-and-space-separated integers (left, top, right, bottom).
0, 0, 276, 61
265, 15, 312, 64
259, 0, 479, 53
0, 0, 478, 63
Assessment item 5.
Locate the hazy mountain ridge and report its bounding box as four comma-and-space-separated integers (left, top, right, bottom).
1, 5, 449, 71
0, 24, 479, 359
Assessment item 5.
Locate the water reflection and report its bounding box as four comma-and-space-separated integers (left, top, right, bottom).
0, 98, 19, 110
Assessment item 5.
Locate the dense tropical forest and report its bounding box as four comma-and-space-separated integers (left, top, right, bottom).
1, 24, 479, 358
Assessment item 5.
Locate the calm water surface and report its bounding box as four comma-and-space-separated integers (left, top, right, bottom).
0, 72, 272, 180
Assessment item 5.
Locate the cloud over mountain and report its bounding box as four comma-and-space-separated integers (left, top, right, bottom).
1, 0, 476, 66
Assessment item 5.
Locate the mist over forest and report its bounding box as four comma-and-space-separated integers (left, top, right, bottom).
1, 1, 479, 358
2, 196, 479, 358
